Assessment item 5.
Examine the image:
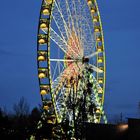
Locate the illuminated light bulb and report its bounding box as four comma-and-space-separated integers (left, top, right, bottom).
98, 79, 103, 84
96, 37, 102, 42
94, 119, 98, 123
43, 9, 49, 15
91, 8, 96, 14
40, 23, 47, 29
39, 73, 46, 78
98, 58, 103, 63
90, 79, 94, 83
87, 0, 92, 6
38, 39, 45, 44
46, 0, 53, 4
95, 28, 100, 32
98, 89, 103, 94
47, 120, 53, 124
93, 16, 99, 22
93, 18, 98, 22
38, 56, 45, 61
97, 48, 102, 52
96, 109, 100, 113
40, 90, 47, 95
44, 105, 49, 110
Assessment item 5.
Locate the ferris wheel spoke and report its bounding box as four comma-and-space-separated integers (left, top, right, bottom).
41, 28, 47, 34
50, 59, 77, 62
91, 74, 103, 93
64, 0, 75, 31
83, 30, 95, 53
85, 51, 100, 58
77, 0, 96, 55
41, 25, 83, 57
58, 0, 82, 55
64, 0, 82, 55
52, 61, 59, 81
54, 81, 66, 98
52, 62, 83, 92
77, 1, 92, 49
79, 22, 95, 55
53, 1, 83, 58
52, 69, 67, 87
51, 61, 65, 80
52, 77, 65, 94
56, 83, 70, 103
65, 0, 81, 46
50, 28, 80, 58
52, 14, 68, 45
71, 0, 80, 33
52, 72, 74, 98
72, 0, 85, 56
52, 63, 73, 89
50, 28, 67, 54
77, 0, 84, 41
53, 1, 73, 43
88, 64, 103, 73
53, 0, 69, 40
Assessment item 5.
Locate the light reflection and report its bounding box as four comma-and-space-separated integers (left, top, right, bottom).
117, 124, 128, 132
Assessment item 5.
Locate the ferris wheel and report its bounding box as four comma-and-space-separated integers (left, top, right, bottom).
37, 0, 107, 138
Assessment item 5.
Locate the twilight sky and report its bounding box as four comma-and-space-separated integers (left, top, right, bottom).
0, 0, 140, 121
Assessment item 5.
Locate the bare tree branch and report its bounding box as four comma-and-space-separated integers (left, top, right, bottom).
13, 96, 30, 117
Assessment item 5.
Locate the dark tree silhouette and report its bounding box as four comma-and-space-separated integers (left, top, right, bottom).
0, 108, 3, 119
29, 107, 41, 134
138, 102, 140, 117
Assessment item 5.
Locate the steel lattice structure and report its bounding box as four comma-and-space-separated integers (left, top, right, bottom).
37, 0, 107, 138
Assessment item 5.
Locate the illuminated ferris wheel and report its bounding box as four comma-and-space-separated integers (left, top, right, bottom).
37, 0, 107, 138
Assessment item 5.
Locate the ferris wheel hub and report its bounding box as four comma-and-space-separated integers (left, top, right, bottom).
82, 57, 89, 63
